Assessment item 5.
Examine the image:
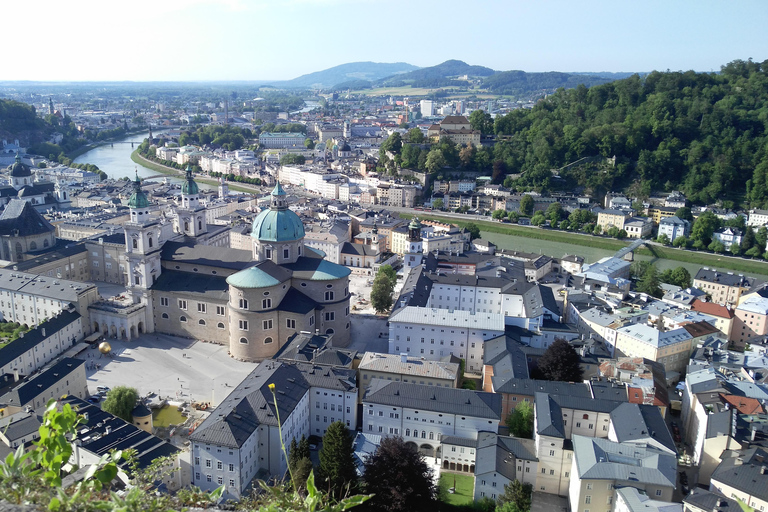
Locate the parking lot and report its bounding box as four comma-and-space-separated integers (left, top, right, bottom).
76, 332, 256, 406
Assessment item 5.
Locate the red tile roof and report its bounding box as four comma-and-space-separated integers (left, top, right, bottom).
720, 393, 764, 414
691, 299, 735, 319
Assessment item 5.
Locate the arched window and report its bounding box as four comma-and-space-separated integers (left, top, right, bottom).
184, 221, 189, 231
148, 237, 153, 248
326, 329, 334, 335
217, 322, 225, 329
405, 429, 410, 437
43, 239, 49, 248
429, 432, 434, 440
239, 337, 248, 344
264, 337, 273, 344
29, 242, 37, 251
180, 316, 187, 322
421, 431, 426, 439
161, 313, 169, 319
582, 414, 589, 420
198, 220, 202, 230
199, 319, 206, 326
132, 239, 138, 249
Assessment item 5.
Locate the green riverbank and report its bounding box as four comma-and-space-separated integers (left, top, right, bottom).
130, 150, 258, 194
405, 213, 768, 278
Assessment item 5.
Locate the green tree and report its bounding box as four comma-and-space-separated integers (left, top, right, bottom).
546, 202, 564, 224
505, 402, 534, 439
636, 265, 662, 297
498, 480, 533, 512
362, 437, 436, 512
304, 138, 315, 150
432, 198, 444, 210
425, 149, 447, 172
508, 211, 520, 223
100, 386, 139, 423
660, 266, 692, 288
492, 209, 507, 220
675, 207, 694, 222
656, 233, 671, 245
673, 235, 689, 248
380, 132, 403, 156
318, 421, 358, 499
537, 339, 583, 382
280, 153, 306, 165
531, 212, 546, 226
519, 194, 534, 216
691, 211, 721, 246
407, 128, 424, 143
469, 109, 493, 135
741, 226, 756, 252
378, 264, 397, 289
370, 270, 395, 314
708, 240, 726, 253
465, 223, 481, 240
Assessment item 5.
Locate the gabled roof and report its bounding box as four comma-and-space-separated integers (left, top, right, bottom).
711, 448, 768, 503
534, 392, 565, 438
363, 379, 501, 420
0, 358, 84, 407
691, 300, 735, 319
609, 402, 676, 454
0, 311, 81, 369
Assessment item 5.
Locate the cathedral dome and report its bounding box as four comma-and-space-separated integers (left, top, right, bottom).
9, 154, 31, 178
251, 182, 305, 242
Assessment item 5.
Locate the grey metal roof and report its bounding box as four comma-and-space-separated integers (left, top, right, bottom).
160, 241, 255, 271
609, 403, 676, 454
152, 270, 229, 300
0, 358, 85, 407
0, 410, 42, 442
274, 332, 356, 369
572, 435, 677, 487
711, 448, 768, 502
441, 435, 477, 447
694, 268, 755, 288
496, 378, 590, 398
0, 271, 96, 302
535, 392, 565, 438
363, 379, 501, 420
359, 352, 459, 380
0, 311, 81, 369
0, 199, 55, 237
483, 335, 530, 383
389, 306, 505, 331
684, 488, 740, 512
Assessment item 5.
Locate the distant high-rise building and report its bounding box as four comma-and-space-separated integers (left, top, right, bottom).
420, 100, 434, 117
48, 97, 54, 115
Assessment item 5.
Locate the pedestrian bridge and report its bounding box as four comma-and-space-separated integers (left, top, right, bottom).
614, 239, 650, 260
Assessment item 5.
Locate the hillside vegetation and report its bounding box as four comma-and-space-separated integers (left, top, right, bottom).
491, 59, 768, 208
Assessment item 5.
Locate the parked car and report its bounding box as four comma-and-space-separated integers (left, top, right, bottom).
96, 386, 110, 393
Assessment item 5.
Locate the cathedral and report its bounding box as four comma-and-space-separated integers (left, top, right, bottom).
117, 170, 352, 360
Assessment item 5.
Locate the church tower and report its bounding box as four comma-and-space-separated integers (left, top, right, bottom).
124, 172, 162, 332
174, 165, 207, 237
147, 125, 153, 145
48, 97, 54, 115
404, 217, 423, 274
370, 221, 380, 254
250, 181, 305, 264
218, 177, 229, 199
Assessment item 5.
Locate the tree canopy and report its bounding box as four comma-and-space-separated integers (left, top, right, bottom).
537, 339, 583, 382
318, 421, 358, 499
100, 386, 139, 422
506, 401, 534, 439
362, 437, 436, 512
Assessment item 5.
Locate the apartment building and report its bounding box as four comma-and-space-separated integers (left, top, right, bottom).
614, 324, 694, 374
358, 352, 459, 396
732, 296, 768, 343
693, 268, 754, 306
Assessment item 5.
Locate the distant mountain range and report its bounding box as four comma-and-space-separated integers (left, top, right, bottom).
267, 62, 419, 89
264, 60, 639, 95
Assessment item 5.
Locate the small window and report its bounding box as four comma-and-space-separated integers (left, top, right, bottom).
239, 337, 248, 344
199, 319, 206, 326
217, 322, 225, 329
180, 316, 187, 322
264, 337, 273, 344
161, 313, 169, 319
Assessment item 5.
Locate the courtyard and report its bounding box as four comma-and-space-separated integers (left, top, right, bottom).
76, 332, 256, 407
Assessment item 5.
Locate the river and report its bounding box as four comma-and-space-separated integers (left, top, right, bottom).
73, 130, 212, 190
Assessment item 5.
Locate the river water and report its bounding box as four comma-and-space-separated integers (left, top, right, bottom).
73, 130, 212, 189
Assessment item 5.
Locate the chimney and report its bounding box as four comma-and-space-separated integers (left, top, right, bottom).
761, 466, 767, 475
13, 369, 19, 382
400, 353, 408, 363
315, 329, 320, 335
42, 328, 46, 337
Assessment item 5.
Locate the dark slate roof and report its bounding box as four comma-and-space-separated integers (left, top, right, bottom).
694, 268, 754, 288
483, 335, 530, 381
0, 311, 81, 369
152, 270, 229, 300
0, 199, 55, 236
493, 376, 591, 398
0, 358, 84, 407
0, 410, 42, 442
273, 332, 356, 368
534, 392, 565, 438
9, 243, 88, 272
190, 362, 356, 448
441, 435, 477, 447
277, 287, 319, 315
711, 448, 768, 502
160, 241, 255, 271
588, 380, 629, 401
340, 242, 378, 256
363, 379, 501, 420
547, 392, 625, 413
609, 402, 676, 454
684, 488, 741, 512
283, 248, 351, 281
59, 396, 179, 469
393, 264, 433, 311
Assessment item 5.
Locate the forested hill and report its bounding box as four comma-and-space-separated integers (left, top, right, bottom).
381, 60, 496, 87
483, 70, 611, 95
493, 59, 768, 208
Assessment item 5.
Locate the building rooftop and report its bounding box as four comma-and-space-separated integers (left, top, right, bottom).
359, 352, 459, 380
389, 306, 504, 331
0, 358, 84, 407
0, 311, 81, 370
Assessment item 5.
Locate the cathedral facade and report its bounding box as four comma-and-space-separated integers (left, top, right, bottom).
127, 173, 352, 360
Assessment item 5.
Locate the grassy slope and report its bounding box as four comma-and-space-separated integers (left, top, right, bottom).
405, 213, 768, 277
130, 150, 256, 194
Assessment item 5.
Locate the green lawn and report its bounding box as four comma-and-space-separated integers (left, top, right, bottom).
439, 473, 475, 506
404, 213, 768, 277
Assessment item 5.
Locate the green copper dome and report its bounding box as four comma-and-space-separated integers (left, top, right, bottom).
409, 217, 421, 230
251, 181, 305, 242
226, 265, 283, 289
181, 165, 199, 195
127, 172, 150, 209
9, 153, 31, 178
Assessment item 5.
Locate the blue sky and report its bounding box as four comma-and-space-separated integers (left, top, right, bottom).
7, 0, 767, 81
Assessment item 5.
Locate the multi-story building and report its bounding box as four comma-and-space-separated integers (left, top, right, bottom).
0, 310, 84, 376
473, 432, 538, 501
388, 306, 505, 372
258, 133, 306, 149
710, 448, 768, 512
361, 379, 501, 458
614, 324, 694, 374
690, 300, 735, 340
190, 361, 357, 499
596, 208, 633, 231
747, 209, 768, 228
0, 357, 87, 414
427, 116, 481, 146
693, 268, 754, 306
569, 436, 677, 512
624, 216, 654, 239
713, 227, 743, 250
647, 206, 679, 225
732, 296, 768, 343
658, 216, 691, 243
358, 352, 459, 395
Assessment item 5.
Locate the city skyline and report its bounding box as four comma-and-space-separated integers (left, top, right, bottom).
6, 0, 767, 82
